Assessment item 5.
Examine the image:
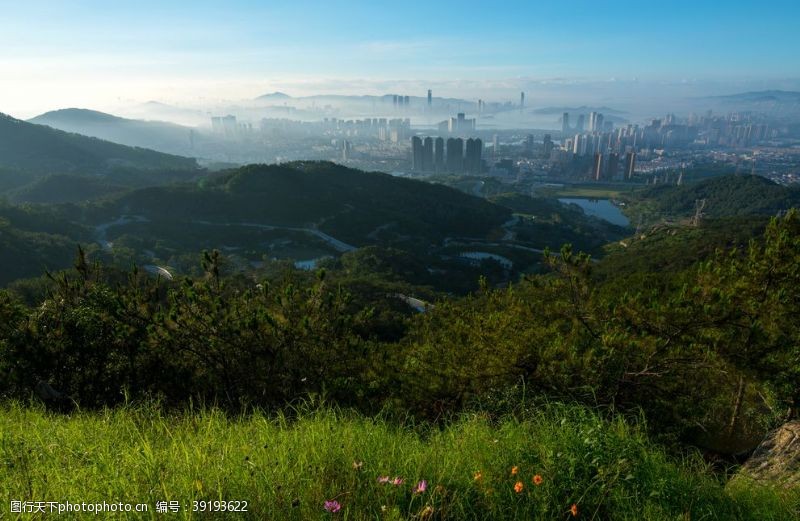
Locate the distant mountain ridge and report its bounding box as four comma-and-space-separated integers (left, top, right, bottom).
532, 106, 627, 115
254, 92, 474, 106
29, 108, 198, 157
33, 108, 122, 124
707, 90, 800, 102
0, 112, 200, 203
255, 92, 292, 100
0, 112, 197, 174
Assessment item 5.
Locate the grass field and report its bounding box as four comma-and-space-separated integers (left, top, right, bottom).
535, 184, 643, 199
1, 403, 796, 520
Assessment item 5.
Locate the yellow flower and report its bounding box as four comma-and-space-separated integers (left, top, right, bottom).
474, 471, 483, 481
510, 466, 519, 476
514, 481, 524, 493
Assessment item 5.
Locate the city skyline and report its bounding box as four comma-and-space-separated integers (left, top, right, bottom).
2, 0, 800, 117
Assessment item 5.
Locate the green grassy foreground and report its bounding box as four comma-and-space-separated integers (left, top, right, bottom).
1, 404, 796, 520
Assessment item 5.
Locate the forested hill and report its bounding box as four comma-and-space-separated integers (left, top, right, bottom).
29, 108, 195, 156
0, 112, 198, 174
631, 174, 800, 221
96, 161, 512, 246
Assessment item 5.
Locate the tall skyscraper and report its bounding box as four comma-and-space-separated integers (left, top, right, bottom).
446, 137, 464, 173
607, 152, 620, 180
588, 112, 605, 132
576, 114, 585, 132
403, 95, 410, 107
542, 134, 553, 157
465, 138, 483, 174
624, 151, 636, 180
593, 153, 604, 180
422, 137, 434, 172
520, 91, 525, 110
474, 137, 483, 173
434, 137, 444, 172
595, 113, 604, 133
573, 134, 588, 156
525, 134, 534, 154
562, 112, 570, 134
411, 136, 423, 171
427, 89, 432, 107
448, 113, 476, 133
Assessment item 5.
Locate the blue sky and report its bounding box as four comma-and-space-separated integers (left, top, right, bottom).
1, 0, 799, 115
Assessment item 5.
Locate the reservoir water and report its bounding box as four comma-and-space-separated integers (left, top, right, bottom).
558, 198, 630, 227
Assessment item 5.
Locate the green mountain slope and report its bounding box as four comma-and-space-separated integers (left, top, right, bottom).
7, 174, 127, 204
29, 108, 196, 157
627, 174, 800, 223
96, 161, 512, 248
0, 216, 79, 286
0, 112, 198, 174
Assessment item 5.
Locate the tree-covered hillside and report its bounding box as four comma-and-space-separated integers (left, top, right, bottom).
0, 112, 198, 174
96, 162, 512, 248
625, 174, 800, 223
0, 220, 77, 286
29, 108, 196, 156
490, 192, 628, 253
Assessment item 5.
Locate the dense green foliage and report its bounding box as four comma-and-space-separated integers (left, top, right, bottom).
0, 202, 97, 285
0, 163, 561, 292
0, 204, 85, 285
1, 213, 798, 450
8, 174, 127, 203
97, 162, 512, 249
1, 403, 795, 520
594, 217, 769, 282
624, 174, 800, 224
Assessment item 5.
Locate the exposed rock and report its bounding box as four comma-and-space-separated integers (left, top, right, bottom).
738, 421, 800, 487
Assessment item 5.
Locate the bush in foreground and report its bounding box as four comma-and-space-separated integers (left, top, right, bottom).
1, 403, 796, 520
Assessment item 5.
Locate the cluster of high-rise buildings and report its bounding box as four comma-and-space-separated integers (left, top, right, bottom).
323, 117, 412, 143
391, 94, 411, 109
563, 111, 777, 154
689, 112, 774, 148
559, 112, 641, 180
411, 136, 483, 174
587, 150, 637, 181
436, 112, 476, 134
561, 111, 612, 134
211, 115, 252, 137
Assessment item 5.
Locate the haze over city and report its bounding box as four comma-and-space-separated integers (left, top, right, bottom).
3, 0, 800, 119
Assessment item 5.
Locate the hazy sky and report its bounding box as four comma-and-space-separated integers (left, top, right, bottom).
2, 0, 799, 117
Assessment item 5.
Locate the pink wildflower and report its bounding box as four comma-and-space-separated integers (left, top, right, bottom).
323, 500, 341, 513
